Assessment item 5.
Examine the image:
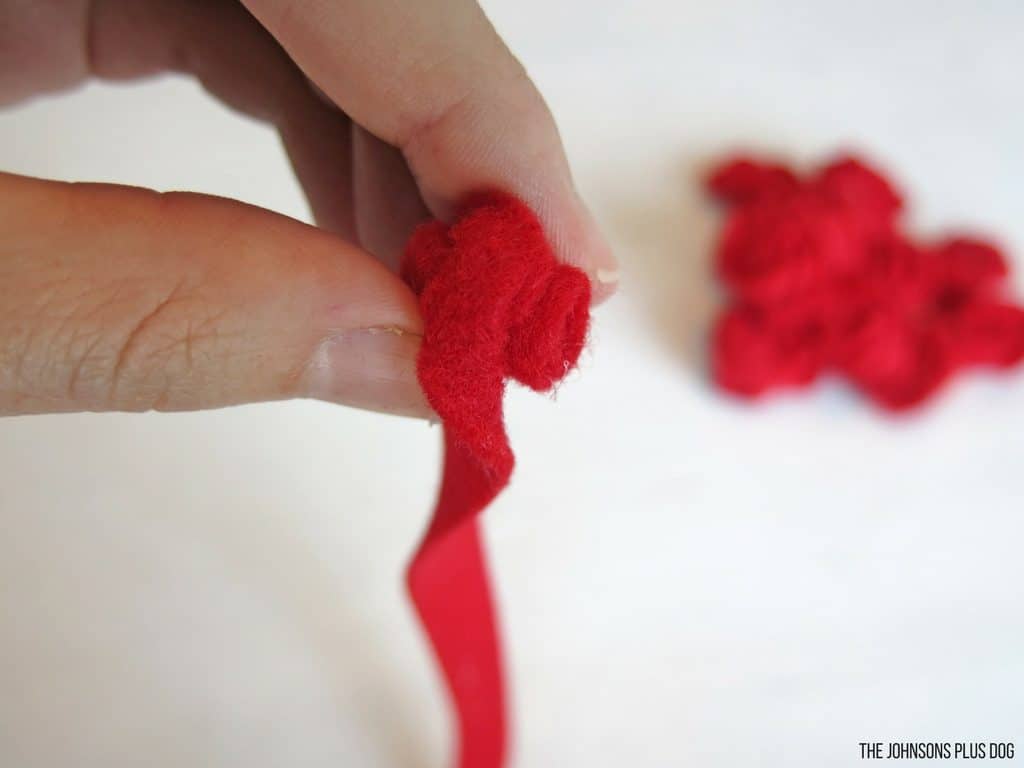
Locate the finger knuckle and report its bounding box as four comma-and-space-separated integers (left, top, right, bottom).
105, 282, 228, 411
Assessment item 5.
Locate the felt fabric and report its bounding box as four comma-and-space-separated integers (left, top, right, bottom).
401, 192, 591, 768
708, 155, 1024, 410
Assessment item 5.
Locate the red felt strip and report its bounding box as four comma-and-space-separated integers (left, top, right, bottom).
707, 154, 1024, 410
402, 192, 591, 768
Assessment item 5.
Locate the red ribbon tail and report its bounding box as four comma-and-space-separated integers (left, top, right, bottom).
406, 435, 508, 768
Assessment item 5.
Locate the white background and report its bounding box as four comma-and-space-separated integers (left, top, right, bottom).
1, 1, 1022, 766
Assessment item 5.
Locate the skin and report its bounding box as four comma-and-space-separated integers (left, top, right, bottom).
0, 0, 618, 418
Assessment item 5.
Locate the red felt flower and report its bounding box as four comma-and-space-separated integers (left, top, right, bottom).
939, 301, 1024, 369
813, 156, 903, 232
402, 192, 591, 768
707, 153, 1024, 411
713, 303, 827, 396
926, 238, 1009, 310
706, 157, 799, 206
716, 194, 859, 305
834, 307, 952, 410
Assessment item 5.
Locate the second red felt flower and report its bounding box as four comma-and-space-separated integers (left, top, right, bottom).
707, 154, 1024, 411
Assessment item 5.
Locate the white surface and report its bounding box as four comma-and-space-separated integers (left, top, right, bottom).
2, 1, 1023, 766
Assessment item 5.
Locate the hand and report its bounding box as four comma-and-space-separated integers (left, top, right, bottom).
0, 0, 617, 417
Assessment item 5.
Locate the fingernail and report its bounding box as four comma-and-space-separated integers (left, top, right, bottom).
590, 259, 620, 304
303, 327, 433, 419
574, 197, 619, 303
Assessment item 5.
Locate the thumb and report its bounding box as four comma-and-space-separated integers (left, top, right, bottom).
0, 172, 430, 417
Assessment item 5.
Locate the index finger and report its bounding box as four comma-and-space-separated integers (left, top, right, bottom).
240, 0, 618, 296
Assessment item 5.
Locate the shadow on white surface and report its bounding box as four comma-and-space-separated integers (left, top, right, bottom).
609, 155, 719, 374
157, 500, 435, 768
